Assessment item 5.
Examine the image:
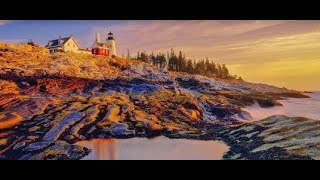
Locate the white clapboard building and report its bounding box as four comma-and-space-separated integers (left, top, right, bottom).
45, 36, 91, 54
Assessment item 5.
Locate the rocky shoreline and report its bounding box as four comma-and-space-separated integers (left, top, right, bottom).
0, 43, 315, 160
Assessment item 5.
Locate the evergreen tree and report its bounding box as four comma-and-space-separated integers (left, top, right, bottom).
194, 60, 205, 74
200, 60, 206, 73
206, 61, 217, 76
178, 51, 182, 71
169, 49, 178, 71
157, 53, 167, 69
127, 49, 131, 59
139, 52, 149, 63
181, 52, 187, 72
222, 64, 230, 78
186, 59, 194, 73
211, 62, 217, 75
178, 51, 187, 72
217, 64, 222, 78
137, 51, 140, 59
130, 49, 238, 80
150, 52, 156, 66
205, 57, 210, 70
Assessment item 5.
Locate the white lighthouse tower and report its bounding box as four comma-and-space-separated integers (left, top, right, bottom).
106, 31, 116, 57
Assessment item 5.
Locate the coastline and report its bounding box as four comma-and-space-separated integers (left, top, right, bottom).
0, 43, 319, 160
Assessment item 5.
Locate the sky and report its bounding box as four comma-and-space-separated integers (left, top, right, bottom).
1, 20, 320, 91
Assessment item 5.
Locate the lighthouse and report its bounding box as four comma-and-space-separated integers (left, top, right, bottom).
91, 31, 117, 57
106, 31, 117, 57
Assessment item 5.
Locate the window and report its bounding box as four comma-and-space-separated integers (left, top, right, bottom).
73, 44, 75, 47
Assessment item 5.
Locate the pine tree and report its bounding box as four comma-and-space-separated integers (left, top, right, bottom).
129, 49, 236, 80
181, 52, 186, 72
206, 61, 217, 76
211, 62, 217, 75
186, 59, 194, 73
150, 52, 156, 67
200, 60, 206, 73
222, 64, 230, 78
204, 57, 210, 75
169, 49, 177, 71
178, 51, 183, 71
217, 64, 222, 78
139, 52, 149, 63
194, 60, 205, 74
127, 49, 131, 59
205, 57, 210, 69
157, 53, 166, 69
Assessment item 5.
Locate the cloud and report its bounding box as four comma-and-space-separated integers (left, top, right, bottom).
0, 20, 9, 26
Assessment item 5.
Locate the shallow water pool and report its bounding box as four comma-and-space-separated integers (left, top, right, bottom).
76, 136, 229, 160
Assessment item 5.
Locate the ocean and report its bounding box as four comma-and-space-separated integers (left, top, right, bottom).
243, 92, 320, 121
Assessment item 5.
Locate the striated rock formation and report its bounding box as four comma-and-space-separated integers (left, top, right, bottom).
219, 116, 320, 160
0, 42, 313, 160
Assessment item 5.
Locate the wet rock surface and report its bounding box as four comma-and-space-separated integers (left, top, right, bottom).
0, 43, 315, 160
19, 141, 90, 160
217, 116, 320, 160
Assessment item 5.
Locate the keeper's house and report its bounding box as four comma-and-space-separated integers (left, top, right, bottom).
45, 36, 91, 54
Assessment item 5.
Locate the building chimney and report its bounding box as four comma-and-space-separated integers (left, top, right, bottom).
96, 33, 101, 43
